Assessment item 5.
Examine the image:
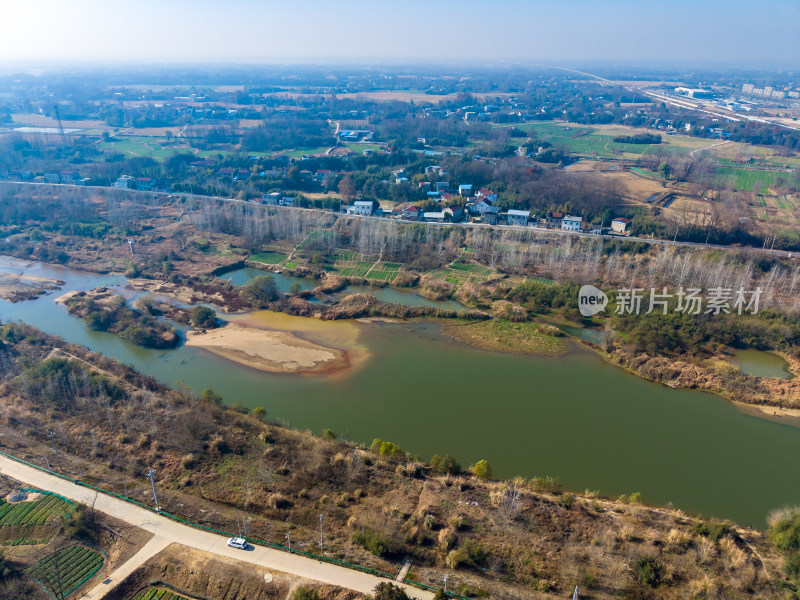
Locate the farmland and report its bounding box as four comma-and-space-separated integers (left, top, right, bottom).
713, 166, 785, 194
428, 259, 494, 285
131, 587, 190, 600
26, 544, 105, 599
248, 251, 287, 265
0, 492, 73, 529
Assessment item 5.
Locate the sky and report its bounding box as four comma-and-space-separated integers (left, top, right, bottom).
1, 0, 798, 67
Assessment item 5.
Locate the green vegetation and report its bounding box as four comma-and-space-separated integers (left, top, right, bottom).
25, 544, 104, 599
633, 555, 664, 588
249, 251, 287, 264
66, 293, 179, 349
189, 305, 218, 329
472, 460, 492, 480
613, 133, 662, 144
239, 275, 280, 308
373, 582, 412, 600
430, 454, 461, 475
714, 166, 781, 194
444, 319, 568, 355
0, 493, 72, 529
20, 357, 124, 408
352, 528, 398, 559
291, 586, 320, 600
131, 587, 190, 600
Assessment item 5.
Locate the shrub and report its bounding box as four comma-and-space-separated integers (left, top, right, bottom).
430, 454, 461, 475
239, 275, 279, 308
189, 305, 218, 328
292, 586, 320, 600
323, 429, 336, 440
201, 388, 223, 405
558, 493, 575, 510
633, 556, 664, 588
529, 475, 561, 493
252, 406, 267, 421
352, 528, 398, 559
371, 438, 404, 457
472, 460, 492, 480
373, 582, 411, 600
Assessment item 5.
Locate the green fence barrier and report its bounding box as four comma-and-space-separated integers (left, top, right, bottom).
0, 449, 468, 599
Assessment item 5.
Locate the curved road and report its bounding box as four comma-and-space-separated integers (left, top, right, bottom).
0, 455, 433, 600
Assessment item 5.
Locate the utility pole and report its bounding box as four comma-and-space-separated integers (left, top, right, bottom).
285, 531, 291, 551
319, 513, 324, 552
444, 574, 449, 594
48, 431, 61, 471
146, 469, 160, 511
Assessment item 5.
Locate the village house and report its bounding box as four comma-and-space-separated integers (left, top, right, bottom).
113, 175, 135, 189
418, 181, 431, 191
423, 211, 445, 223
44, 172, 61, 184
475, 188, 498, 203
506, 209, 530, 227
262, 192, 282, 205
581, 222, 602, 235
546, 211, 563, 228
135, 177, 155, 191
458, 184, 473, 197
444, 205, 465, 222
346, 200, 374, 216
402, 205, 421, 221
611, 217, 632, 234
469, 199, 498, 216
60, 170, 81, 184
435, 181, 450, 192
561, 215, 583, 231
280, 196, 295, 207
425, 165, 444, 176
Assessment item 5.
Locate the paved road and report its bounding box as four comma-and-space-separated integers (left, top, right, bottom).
0, 455, 433, 600
81, 535, 171, 599
2, 180, 794, 258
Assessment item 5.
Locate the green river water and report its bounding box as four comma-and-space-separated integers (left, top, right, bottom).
1, 257, 799, 527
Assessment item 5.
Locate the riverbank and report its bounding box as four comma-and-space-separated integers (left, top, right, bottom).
0, 271, 63, 302
0, 322, 787, 599
185, 322, 350, 374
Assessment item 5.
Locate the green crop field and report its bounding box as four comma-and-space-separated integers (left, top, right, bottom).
336, 261, 374, 277
26, 544, 104, 599
97, 136, 176, 161
713, 167, 783, 194
131, 587, 190, 600
449, 261, 492, 277
249, 251, 286, 264
0, 492, 73, 528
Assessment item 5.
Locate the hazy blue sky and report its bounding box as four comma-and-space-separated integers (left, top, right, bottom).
1, 0, 798, 66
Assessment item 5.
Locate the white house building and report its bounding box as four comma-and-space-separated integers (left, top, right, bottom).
561, 215, 583, 231
346, 200, 374, 216
113, 175, 135, 189
611, 217, 632, 234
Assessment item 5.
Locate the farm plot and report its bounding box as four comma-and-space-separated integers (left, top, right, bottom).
249, 251, 286, 265
0, 492, 73, 528
365, 262, 401, 282
713, 167, 782, 194
336, 261, 375, 278
131, 587, 190, 600
26, 544, 104, 599
428, 260, 493, 286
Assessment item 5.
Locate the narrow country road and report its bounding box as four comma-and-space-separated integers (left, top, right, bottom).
81, 535, 171, 599
0, 455, 433, 600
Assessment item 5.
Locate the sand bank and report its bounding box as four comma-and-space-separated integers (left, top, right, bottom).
185, 323, 349, 374
0, 272, 63, 302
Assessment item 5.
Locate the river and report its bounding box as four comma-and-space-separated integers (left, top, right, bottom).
1, 257, 798, 527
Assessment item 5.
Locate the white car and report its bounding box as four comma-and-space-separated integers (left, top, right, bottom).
227, 537, 247, 549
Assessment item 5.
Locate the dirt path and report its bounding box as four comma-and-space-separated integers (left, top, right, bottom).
80, 536, 172, 599
690, 139, 731, 157
0, 454, 433, 600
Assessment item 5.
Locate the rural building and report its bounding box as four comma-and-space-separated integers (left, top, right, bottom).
346, 200, 374, 216
561, 215, 583, 231
280, 196, 295, 207
459, 184, 473, 197
418, 181, 431, 191
135, 177, 155, 191
402, 205, 421, 221
506, 209, 530, 226
581, 223, 602, 235
262, 192, 282, 205
611, 217, 632, 234
546, 212, 563, 228
44, 172, 60, 184
423, 211, 445, 223
435, 182, 450, 192
476, 188, 498, 203
444, 205, 465, 222
425, 165, 444, 176
674, 87, 714, 99
113, 175, 135, 189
